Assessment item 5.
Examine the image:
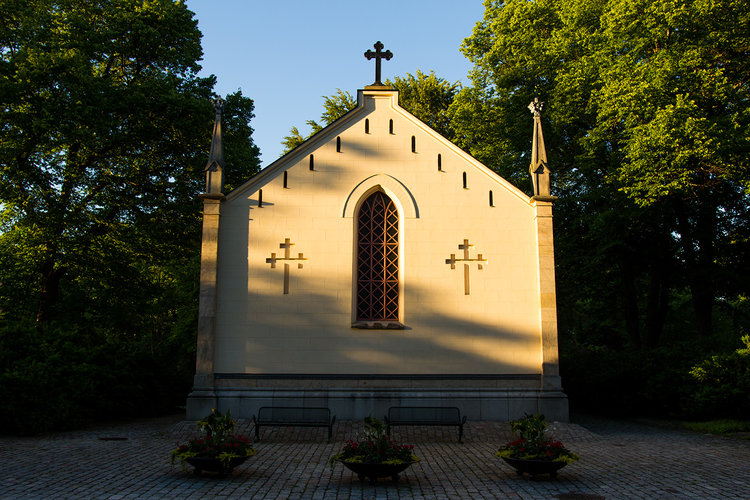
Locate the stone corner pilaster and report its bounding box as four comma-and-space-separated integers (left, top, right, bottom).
191, 193, 223, 412
534, 195, 562, 402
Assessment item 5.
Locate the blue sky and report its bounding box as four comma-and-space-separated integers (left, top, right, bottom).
185, 0, 486, 167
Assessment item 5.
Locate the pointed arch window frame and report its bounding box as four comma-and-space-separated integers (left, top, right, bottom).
345, 185, 411, 329
343, 176, 416, 329
354, 191, 401, 325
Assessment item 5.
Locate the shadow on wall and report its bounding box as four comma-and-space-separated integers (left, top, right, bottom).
214, 262, 540, 375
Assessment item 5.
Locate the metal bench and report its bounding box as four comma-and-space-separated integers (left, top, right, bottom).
385, 406, 467, 443
252, 406, 336, 441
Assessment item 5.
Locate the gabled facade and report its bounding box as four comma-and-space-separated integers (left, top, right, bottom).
187, 86, 569, 421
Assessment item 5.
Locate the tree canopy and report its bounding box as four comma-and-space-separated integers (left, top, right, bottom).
0, 0, 260, 433
454, 0, 750, 415
281, 71, 461, 153
387, 71, 460, 140
281, 89, 357, 153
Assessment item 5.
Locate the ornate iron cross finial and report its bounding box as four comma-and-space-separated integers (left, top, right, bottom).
364, 41, 393, 85
528, 97, 543, 117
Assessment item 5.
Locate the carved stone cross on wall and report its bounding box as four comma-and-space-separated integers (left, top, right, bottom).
266, 238, 307, 294
364, 41, 393, 86
445, 239, 487, 295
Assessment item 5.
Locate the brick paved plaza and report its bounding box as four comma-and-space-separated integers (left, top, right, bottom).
1, 413, 748, 499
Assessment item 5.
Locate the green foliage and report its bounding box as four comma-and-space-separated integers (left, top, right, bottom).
318, 89, 357, 127
0, 320, 196, 435
560, 337, 714, 418
497, 414, 578, 463
281, 89, 356, 153
457, 0, 750, 418
457, 0, 750, 332
280, 127, 307, 156
509, 414, 547, 443
172, 409, 255, 467
221, 91, 262, 190
386, 71, 460, 140
683, 419, 750, 436
281, 72, 460, 153
197, 408, 236, 439
329, 416, 418, 466
0, 0, 260, 433
595, 0, 750, 206
689, 335, 750, 418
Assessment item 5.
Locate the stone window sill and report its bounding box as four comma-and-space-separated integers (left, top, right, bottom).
351, 321, 405, 330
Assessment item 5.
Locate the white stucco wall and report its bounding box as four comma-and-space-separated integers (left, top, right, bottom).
213, 89, 543, 375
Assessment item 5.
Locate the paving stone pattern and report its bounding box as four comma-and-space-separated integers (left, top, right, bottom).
1, 414, 749, 499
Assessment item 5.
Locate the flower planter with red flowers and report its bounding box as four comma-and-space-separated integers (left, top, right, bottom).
499, 455, 570, 478
171, 409, 256, 477
495, 414, 578, 479
330, 417, 419, 484
335, 459, 418, 483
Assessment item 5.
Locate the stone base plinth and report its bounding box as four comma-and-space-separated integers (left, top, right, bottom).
185, 375, 569, 422
185, 389, 217, 419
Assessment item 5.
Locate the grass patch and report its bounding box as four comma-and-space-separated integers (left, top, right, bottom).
683, 419, 750, 436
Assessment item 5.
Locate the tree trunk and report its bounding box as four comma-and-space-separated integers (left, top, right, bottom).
675, 198, 715, 337
645, 252, 670, 349
619, 256, 641, 349
35, 256, 65, 324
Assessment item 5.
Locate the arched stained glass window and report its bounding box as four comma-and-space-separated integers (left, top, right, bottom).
356, 192, 399, 321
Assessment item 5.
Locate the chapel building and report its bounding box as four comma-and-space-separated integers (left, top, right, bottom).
187, 46, 569, 421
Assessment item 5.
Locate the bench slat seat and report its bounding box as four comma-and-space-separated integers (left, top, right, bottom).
253, 407, 336, 441
385, 406, 467, 442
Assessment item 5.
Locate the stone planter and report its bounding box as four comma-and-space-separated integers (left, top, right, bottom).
501, 457, 568, 478
185, 455, 249, 476
337, 460, 417, 484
